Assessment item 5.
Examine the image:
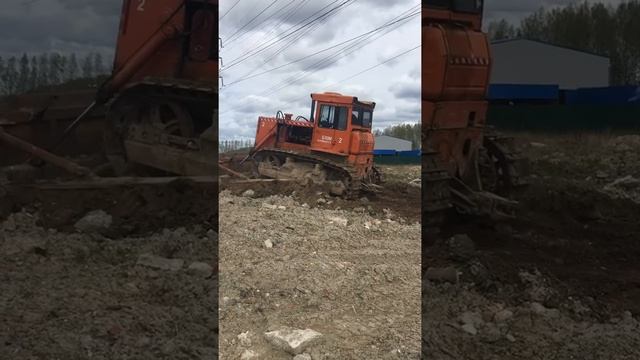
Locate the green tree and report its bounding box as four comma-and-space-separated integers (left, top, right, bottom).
488, 19, 516, 41
5, 57, 19, 94
18, 54, 30, 93
48, 53, 62, 85
38, 54, 49, 87
93, 52, 105, 75
519, 8, 547, 41
381, 123, 422, 150
28, 55, 38, 90
0, 56, 6, 95
68, 53, 79, 80
82, 53, 94, 78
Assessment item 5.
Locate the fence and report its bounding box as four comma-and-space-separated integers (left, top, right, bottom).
488, 104, 640, 132
374, 149, 421, 165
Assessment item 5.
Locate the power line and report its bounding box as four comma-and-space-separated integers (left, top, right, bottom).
220, 0, 241, 21
224, 0, 280, 42
224, 0, 297, 47
274, 44, 421, 108
221, 0, 354, 72
225, 6, 420, 87
257, 6, 419, 95
247, 0, 357, 74
223, 0, 311, 55
220, 44, 420, 116
335, 45, 420, 84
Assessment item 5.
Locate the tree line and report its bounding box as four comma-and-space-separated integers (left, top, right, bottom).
0, 52, 109, 96
487, 1, 640, 85
374, 123, 421, 150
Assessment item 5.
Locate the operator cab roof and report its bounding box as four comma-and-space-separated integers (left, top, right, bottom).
311, 92, 376, 110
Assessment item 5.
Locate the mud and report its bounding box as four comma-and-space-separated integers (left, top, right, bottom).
0, 181, 218, 359
220, 162, 421, 223
425, 133, 640, 359
218, 165, 421, 359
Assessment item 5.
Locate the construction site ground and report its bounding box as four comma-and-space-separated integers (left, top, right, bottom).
426, 132, 640, 359
219, 164, 422, 359
0, 179, 218, 359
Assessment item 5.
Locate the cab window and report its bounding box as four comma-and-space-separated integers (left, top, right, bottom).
352, 107, 372, 128
362, 111, 372, 128
318, 105, 348, 130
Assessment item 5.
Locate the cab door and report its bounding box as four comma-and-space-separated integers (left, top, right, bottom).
311, 103, 349, 155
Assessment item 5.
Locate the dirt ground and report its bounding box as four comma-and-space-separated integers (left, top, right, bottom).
425, 132, 640, 359
218, 165, 421, 359
0, 180, 218, 359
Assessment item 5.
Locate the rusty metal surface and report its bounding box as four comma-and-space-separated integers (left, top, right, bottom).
0, 127, 92, 177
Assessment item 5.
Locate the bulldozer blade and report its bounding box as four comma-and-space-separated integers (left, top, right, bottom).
124, 140, 217, 176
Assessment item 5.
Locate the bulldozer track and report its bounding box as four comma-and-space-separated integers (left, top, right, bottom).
104, 78, 217, 175
253, 148, 374, 198
423, 150, 451, 236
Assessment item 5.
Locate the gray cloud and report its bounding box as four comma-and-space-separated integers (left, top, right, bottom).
0, 0, 120, 57
220, 0, 420, 139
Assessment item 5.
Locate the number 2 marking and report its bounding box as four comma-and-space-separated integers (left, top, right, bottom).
137, 0, 146, 11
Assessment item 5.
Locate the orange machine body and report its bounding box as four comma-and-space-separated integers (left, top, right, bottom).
253, 92, 377, 179
108, 0, 217, 96
423, 0, 491, 181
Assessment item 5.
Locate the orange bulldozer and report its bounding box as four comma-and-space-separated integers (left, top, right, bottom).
423, 0, 528, 231
241, 92, 382, 197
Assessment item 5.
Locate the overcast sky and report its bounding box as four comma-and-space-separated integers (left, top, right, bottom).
219, 0, 421, 139
0, 0, 120, 58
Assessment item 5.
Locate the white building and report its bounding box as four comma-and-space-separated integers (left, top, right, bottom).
374, 135, 412, 151
490, 39, 610, 89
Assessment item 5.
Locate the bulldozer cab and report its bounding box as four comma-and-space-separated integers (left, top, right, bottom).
308, 92, 375, 156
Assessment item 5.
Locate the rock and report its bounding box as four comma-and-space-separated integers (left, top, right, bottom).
530, 142, 547, 148
425, 267, 459, 283
461, 323, 477, 335
530, 302, 560, 318
237, 331, 252, 346
327, 216, 348, 227
2, 215, 16, 231
160, 340, 176, 355
240, 349, 259, 359
262, 203, 278, 210
494, 309, 514, 323
264, 328, 323, 355
467, 260, 490, 283
74, 210, 112, 234
264, 239, 274, 248
595, 170, 608, 179
446, 234, 475, 261
316, 198, 327, 205
505, 334, 516, 342
187, 262, 213, 277
480, 323, 502, 343
459, 311, 484, 328
136, 253, 184, 271
294, 354, 312, 360
1, 234, 47, 256
242, 189, 256, 198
